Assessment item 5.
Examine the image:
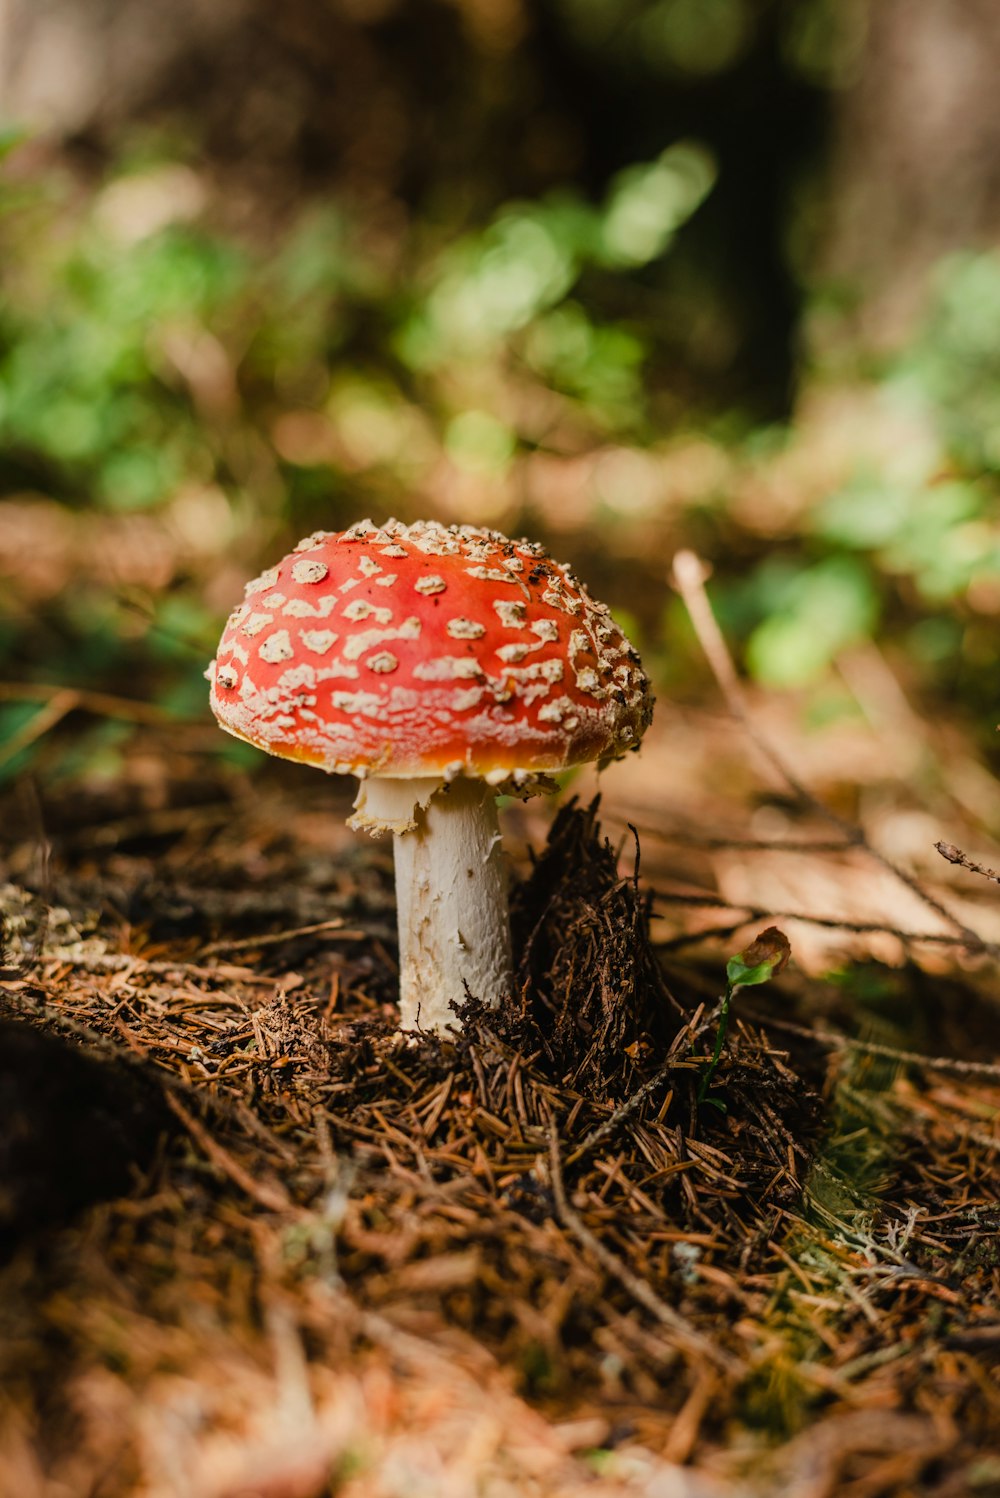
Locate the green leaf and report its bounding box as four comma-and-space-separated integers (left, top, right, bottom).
725, 956, 781, 989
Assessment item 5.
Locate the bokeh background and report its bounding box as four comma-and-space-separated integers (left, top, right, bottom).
4, 0, 1000, 924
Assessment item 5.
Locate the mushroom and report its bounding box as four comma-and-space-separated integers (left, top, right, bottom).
207, 519, 653, 1034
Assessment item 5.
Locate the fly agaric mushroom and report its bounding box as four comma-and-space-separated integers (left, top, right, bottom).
207, 519, 652, 1033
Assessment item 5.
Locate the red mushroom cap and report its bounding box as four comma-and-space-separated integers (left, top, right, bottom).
207, 519, 653, 779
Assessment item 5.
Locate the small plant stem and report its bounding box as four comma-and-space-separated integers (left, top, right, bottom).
697, 984, 732, 1103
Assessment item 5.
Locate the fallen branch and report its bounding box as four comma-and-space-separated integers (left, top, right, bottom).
0, 690, 80, 771
604, 814, 855, 856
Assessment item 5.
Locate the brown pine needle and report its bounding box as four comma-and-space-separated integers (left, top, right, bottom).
547, 1124, 742, 1375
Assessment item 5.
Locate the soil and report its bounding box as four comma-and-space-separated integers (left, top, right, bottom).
0, 758, 998, 1497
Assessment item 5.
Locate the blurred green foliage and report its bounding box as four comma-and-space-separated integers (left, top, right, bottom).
0, 141, 715, 507
744, 555, 879, 690
909, 252, 1000, 473
2, 118, 1000, 783
0, 138, 722, 779
715, 248, 1000, 702
0, 224, 244, 508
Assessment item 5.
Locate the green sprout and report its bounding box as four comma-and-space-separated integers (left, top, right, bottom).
698, 926, 791, 1108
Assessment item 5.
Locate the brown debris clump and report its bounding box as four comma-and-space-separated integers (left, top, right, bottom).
506, 800, 685, 1100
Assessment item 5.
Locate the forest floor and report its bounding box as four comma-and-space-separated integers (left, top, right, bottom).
1, 684, 1000, 1498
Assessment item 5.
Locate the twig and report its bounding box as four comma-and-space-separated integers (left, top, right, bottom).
670, 552, 825, 810
200, 919, 367, 957
55, 802, 236, 850
547, 1124, 741, 1374
670, 550, 1000, 961
603, 815, 855, 856
652, 890, 979, 948
944, 1325, 1000, 1350
17, 777, 52, 965
40, 950, 275, 983
0, 689, 80, 769
655, 921, 750, 953
740, 1008, 1000, 1080
0, 681, 175, 725
565, 1057, 688, 1165
936, 841, 1000, 887
164, 1091, 295, 1214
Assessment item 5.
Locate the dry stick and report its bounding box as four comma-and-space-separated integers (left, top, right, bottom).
936, 841, 1000, 887
0, 681, 175, 725
740, 1009, 1000, 1082
604, 815, 855, 855
200, 919, 367, 957
565, 1057, 690, 1166
57, 802, 236, 850
670, 550, 1000, 962
16, 775, 53, 967
547, 1125, 741, 1375
40, 950, 275, 983
0, 681, 182, 777
0, 689, 80, 770
164, 1091, 295, 1215
653, 890, 977, 947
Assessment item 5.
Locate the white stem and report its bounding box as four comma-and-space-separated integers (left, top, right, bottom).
350, 776, 513, 1034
